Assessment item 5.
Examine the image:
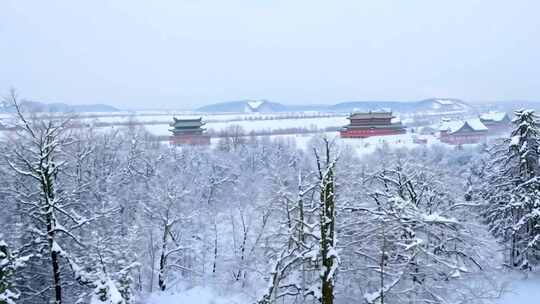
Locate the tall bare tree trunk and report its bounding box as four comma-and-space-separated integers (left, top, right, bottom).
315, 139, 337, 304
42, 139, 63, 304
158, 224, 169, 291
212, 223, 218, 275
46, 215, 62, 304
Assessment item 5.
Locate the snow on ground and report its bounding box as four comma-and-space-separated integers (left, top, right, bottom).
260, 132, 443, 155
0, 111, 497, 155
143, 116, 348, 136
1, 111, 502, 156
2, 111, 536, 304
144, 286, 248, 304
341, 133, 440, 154
495, 272, 540, 304
142, 273, 540, 304
77, 113, 269, 124
2, 111, 343, 125
73, 111, 342, 124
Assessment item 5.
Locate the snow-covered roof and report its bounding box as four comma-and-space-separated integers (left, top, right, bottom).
351, 108, 391, 113
439, 118, 488, 134
172, 116, 203, 121
349, 111, 394, 120
439, 120, 464, 133
480, 111, 509, 122
466, 118, 489, 131
170, 117, 205, 127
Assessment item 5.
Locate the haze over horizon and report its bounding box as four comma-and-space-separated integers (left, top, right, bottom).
1, 0, 539, 109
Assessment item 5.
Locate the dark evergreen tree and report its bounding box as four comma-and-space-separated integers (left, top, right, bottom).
483, 109, 540, 268
0, 240, 28, 304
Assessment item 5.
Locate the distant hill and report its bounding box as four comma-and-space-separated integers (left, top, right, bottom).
473, 100, 540, 113
197, 100, 287, 113
284, 104, 331, 112
198, 98, 473, 114
329, 101, 415, 112
0, 100, 120, 113
330, 98, 472, 113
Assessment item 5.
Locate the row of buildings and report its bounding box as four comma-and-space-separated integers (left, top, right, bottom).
167, 111, 512, 146
439, 112, 511, 145
338, 110, 512, 145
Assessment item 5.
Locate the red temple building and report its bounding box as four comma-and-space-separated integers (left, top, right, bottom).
439, 118, 488, 145
479, 112, 512, 133
169, 117, 211, 145
340, 111, 406, 138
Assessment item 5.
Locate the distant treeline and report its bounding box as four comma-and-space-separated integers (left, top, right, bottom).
153, 125, 342, 142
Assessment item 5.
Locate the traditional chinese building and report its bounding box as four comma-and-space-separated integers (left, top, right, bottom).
479, 112, 512, 133
439, 118, 488, 145
169, 117, 210, 145
340, 111, 406, 138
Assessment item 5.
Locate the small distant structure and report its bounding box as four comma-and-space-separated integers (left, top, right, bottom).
439, 118, 488, 145
418, 126, 437, 135
340, 111, 406, 138
244, 100, 271, 113
412, 136, 428, 144
169, 117, 210, 146
432, 99, 458, 111
479, 111, 512, 133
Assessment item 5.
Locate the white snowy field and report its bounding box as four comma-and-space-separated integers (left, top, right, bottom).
495, 273, 540, 304
141, 273, 540, 304
0, 110, 506, 157
0, 112, 437, 156
253, 132, 442, 155
140, 116, 348, 136
1, 111, 349, 136
2, 110, 510, 158
0, 111, 343, 124
144, 286, 248, 304
0, 111, 468, 154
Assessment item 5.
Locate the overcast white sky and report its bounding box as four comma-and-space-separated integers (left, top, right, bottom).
1, 0, 539, 109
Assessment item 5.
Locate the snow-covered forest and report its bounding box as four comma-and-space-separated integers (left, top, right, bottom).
2, 93, 540, 304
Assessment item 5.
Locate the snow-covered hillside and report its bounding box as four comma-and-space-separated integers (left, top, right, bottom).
2, 106, 539, 304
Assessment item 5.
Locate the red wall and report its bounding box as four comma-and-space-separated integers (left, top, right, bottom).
340, 129, 406, 138
169, 134, 211, 145
440, 133, 486, 145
